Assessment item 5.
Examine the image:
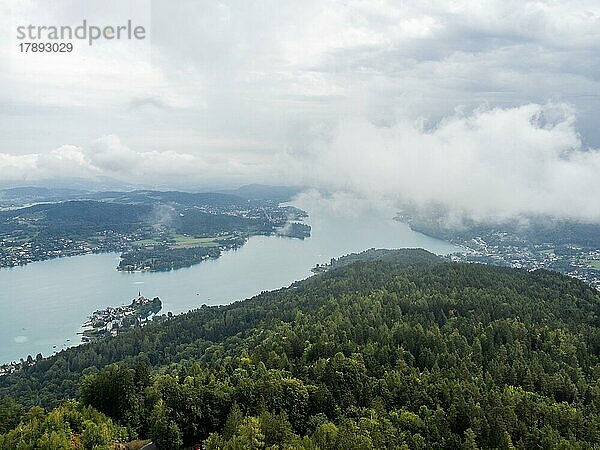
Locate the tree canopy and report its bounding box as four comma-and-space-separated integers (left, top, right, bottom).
2, 249, 600, 448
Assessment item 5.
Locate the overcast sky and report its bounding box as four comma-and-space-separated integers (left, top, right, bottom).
1, 0, 599, 220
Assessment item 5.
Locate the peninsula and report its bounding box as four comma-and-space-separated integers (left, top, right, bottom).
81, 293, 162, 343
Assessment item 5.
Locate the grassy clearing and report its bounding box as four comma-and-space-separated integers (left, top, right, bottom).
131, 234, 232, 248
132, 238, 161, 246
587, 259, 600, 270
170, 234, 230, 248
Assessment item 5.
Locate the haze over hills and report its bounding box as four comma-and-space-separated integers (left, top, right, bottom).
2, 184, 597, 288
2, 249, 600, 448
0, 188, 310, 271
216, 184, 307, 203
0, 184, 306, 209
395, 204, 600, 290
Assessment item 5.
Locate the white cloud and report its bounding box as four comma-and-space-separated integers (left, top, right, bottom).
0, 134, 274, 186
1, 103, 598, 221
294, 103, 600, 221
37, 145, 100, 178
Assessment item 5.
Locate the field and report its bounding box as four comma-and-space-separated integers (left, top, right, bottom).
132, 234, 229, 249
587, 258, 600, 270
170, 234, 230, 249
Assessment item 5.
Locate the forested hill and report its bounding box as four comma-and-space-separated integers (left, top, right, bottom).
2, 249, 600, 448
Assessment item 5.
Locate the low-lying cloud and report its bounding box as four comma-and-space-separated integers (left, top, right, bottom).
298, 102, 600, 222
0, 134, 263, 187
1, 102, 598, 222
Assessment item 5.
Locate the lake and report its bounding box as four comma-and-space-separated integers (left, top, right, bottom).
0, 197, 459, 364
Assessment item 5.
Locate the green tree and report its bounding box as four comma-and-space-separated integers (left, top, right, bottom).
80, 364, 140, 426
228, 417, 265, 450
0, 397, 23, 433
463, 428, 478, 449
148, 400, 183, 450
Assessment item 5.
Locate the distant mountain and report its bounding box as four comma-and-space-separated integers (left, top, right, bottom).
88, 189, 253, 207
0, 176, 134, 192
217, 184, 307, 202
0, 186, 93, 207
0, 184, 310, 210
0, 185, 307, 209
0, 187, 86, 197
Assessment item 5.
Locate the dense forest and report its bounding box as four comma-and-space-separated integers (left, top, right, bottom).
2, 249, 600, 448
118, 244, 224, 272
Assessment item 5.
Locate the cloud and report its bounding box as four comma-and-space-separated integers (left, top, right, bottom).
0, 134, 273, 187
1, 103, 598, 222
0, 145, 98, 181
1, 1, 600, 222
293, 102, 600, 222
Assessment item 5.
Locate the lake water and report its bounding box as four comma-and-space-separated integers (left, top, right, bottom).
0, 198, 459, 364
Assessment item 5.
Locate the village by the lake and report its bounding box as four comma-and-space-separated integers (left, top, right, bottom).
81, 293, 162, 343
0, 293, 163, 377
